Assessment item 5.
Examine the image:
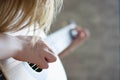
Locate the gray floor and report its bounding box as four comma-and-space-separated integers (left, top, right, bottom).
51, 0, 119, 80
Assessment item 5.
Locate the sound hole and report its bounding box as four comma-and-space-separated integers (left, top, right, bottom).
28, 63, 42, 72
0, 70, 6, 80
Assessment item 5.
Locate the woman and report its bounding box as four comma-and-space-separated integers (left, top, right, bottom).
0, 0, 89, 80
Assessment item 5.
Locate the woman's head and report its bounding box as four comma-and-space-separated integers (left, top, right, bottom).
0, 0, 63, 33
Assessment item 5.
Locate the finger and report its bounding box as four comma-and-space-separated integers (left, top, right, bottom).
44, 52, 57, 63
76, 28, 90, 39
71, 27, 86, 39
44, 47, 55, 54
38, 41, 55, 54
72, 29, 86, 41
79, 30, 87, 39
35, 58, 49, 69
28, 55, 49, 69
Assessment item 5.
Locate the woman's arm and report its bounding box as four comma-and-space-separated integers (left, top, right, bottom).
0, 34, 56, 69
0, 33, 23, 59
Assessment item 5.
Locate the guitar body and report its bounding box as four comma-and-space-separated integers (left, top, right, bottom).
0, 23, 77, 80
0, 56, 66, 80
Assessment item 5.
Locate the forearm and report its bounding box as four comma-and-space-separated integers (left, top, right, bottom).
0, 33, 23, 60
59, 42, 78, 58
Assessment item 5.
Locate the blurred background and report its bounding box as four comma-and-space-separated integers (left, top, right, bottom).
51, 0, 119, 80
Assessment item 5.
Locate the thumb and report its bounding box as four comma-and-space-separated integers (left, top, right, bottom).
44, 52, 57, 63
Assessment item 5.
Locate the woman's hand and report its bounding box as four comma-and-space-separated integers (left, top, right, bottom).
59, 26, 90, 58
70, 27, 89, 47
13, 36, 56, 69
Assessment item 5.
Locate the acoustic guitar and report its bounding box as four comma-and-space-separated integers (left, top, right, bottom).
0, 23, 77, 80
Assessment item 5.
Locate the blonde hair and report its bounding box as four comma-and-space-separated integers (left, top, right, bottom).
0, 0, 63, 33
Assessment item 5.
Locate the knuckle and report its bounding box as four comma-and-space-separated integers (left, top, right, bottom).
36, 60, 49, 69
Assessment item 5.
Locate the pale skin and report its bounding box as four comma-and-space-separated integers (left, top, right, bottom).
0, 26, 89, 69
59, 27, 89, 58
